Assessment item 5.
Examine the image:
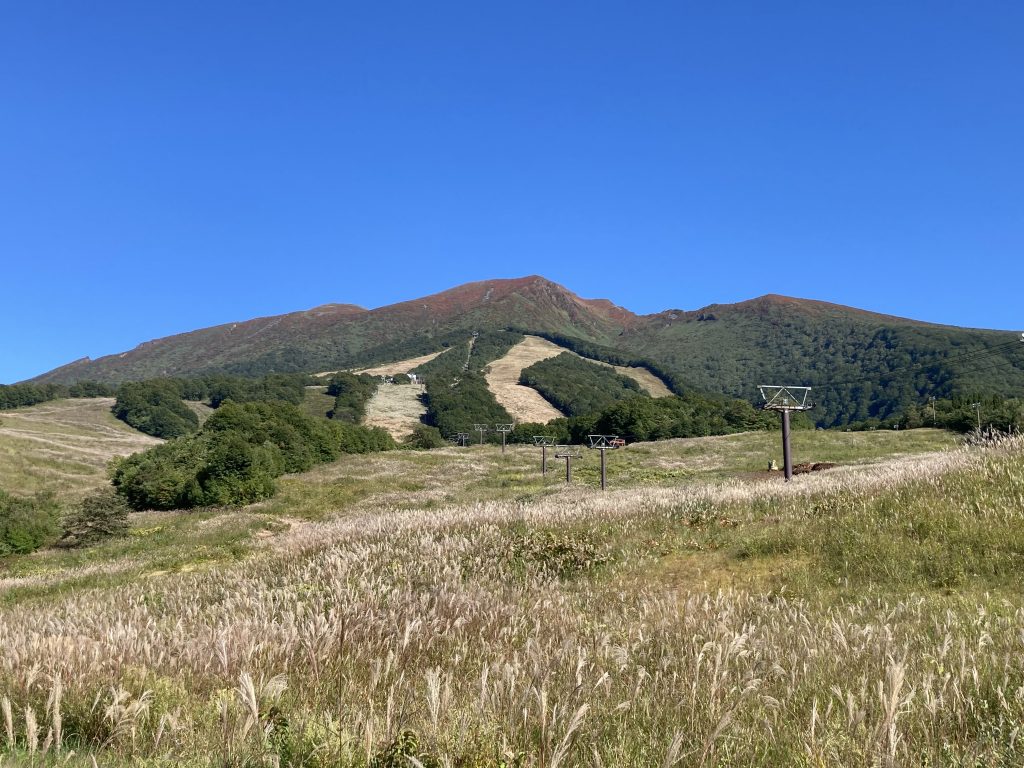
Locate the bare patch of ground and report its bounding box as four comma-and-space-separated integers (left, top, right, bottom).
0, 398, 161, 497
362, 383, 428, 439
312, 349, 445, 378
484, 335, 674, 422
607, 363, 673, 397
484, 336, 565, 423
183, 400, 215, 425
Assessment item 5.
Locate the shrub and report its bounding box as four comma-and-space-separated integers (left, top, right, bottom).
0, 490, 60, 555
404, 424, 447, 450
112, 401, 397, 511
56, 489, 131, 548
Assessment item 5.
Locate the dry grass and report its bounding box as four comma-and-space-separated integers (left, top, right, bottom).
485, 336, 566, 423
0, 428, 1018, 766
312, 350, 446, 379
353, 351, 445, 376
0, 398, 160, 498
485, 336, 674, 424
607, 363, 673, 397
362, 383, 428, 439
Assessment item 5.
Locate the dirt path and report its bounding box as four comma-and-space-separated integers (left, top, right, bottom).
353, 350, 445, 376
362, 383, 428, 440
484, 336, 566, 423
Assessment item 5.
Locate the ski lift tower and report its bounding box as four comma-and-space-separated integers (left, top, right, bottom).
533, 435, 556, 476
495, 423, 514, 454
587, 435, 620, 490
758, 385, 814, 482
473, 424, 489, 446
554, 444, 582, 483
455, 432, 470, 447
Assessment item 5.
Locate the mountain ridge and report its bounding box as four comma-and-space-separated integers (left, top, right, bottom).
27, 276, 1024, 427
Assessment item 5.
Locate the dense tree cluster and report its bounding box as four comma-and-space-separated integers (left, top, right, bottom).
0, 381, 115, 410
111, 373, 314, 438
326, 372, 379, 422
112, 380, 200, 438
506, 392, 774, 445
519, 353, 645, 417
423, 373, 513, 440
111, 401, 395, 510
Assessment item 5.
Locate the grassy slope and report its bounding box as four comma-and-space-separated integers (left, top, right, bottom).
0, 398, 160, 498
6, 427, 1024, 766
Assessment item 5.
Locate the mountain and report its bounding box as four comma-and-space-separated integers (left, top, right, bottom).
30, 277, 1024, 426
35, 277, 630, 384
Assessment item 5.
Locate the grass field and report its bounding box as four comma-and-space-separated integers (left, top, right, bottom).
0, 398, 160, 499
4, 423, 1024, 766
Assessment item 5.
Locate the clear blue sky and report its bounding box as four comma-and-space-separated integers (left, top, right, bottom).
2, 2, 1022, 383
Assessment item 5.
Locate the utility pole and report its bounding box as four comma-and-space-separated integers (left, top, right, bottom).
930, 396, 937, 426
554, 445, 581, 483
758, 385, 814, 482
533, 435, 555, 476
495, 423, 514, 454
473, 423, 489, 445
972, 402, 982, 431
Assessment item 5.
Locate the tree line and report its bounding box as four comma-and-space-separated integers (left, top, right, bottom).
0, 381, 116, 410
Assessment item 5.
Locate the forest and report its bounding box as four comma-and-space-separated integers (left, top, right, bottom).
518, 352, 645, 417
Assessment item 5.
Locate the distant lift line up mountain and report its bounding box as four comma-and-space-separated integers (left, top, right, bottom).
30, 276, 1024, 427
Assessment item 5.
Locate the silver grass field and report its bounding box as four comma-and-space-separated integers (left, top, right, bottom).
1, 428, 1023, 766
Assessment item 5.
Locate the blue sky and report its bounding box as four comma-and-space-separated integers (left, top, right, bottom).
2, 2, 1022, 383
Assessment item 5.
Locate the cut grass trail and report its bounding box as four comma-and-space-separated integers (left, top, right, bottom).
0, 398, 160, 499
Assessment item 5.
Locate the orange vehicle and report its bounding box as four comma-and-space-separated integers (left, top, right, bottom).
609, 438, 626, 448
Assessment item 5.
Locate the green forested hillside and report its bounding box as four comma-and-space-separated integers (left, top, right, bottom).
519, 353, 646, 417
418, 331, 522, 439
26, 278, 1024, 428
622, 297, 1024, 426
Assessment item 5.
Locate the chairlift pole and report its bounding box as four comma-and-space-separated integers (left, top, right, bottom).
758, 386, 813, 483
533, 436, 555, 477
781, 410, 792, 481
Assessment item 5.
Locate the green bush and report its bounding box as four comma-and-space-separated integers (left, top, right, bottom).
56, 489, 131, 548
404, 424, 447, 450
112, 401, 397, 511
0, 490, 60, 556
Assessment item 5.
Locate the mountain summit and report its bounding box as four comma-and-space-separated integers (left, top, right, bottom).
30, 276, 1024, 427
